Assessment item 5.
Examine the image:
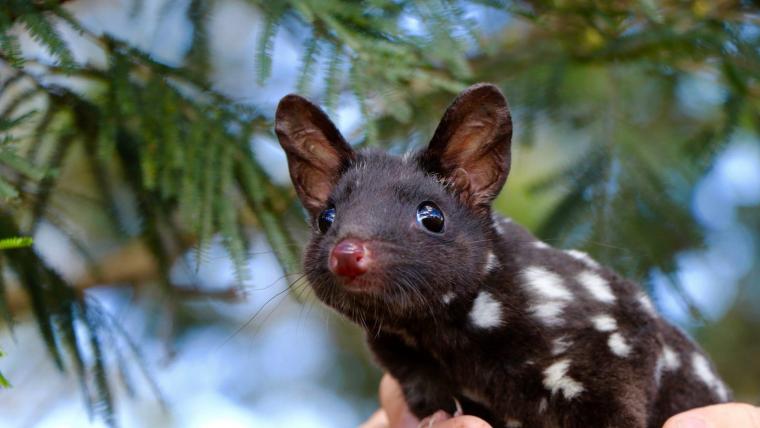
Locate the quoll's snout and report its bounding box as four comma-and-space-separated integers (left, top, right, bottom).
329, 238, 371, 278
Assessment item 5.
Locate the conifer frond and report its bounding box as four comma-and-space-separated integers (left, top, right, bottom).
0, 236, 33, 250
18, 11, 76, 69
323, 43, 344, 112
1, 112, 43, 201
0, 7, 24, 67
255, 13, 281, 85
84, 307, 116, 428
296, 36, 320, 94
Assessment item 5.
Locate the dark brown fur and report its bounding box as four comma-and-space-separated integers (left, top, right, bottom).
275, 84, 729, 428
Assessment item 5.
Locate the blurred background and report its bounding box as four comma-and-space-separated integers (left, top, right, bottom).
0, 0, 758, 427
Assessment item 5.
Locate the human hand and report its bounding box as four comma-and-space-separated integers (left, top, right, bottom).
360, 374, 492, 428
663, 403, 760, 428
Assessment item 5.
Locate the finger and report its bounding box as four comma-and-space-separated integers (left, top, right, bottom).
418, 410, 452, 428
379, 374, 420, 428
360, 409, 390, 428
663, 403, 760, 428
431, 415, 492, 428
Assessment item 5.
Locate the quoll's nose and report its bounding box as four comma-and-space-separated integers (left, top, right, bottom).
329, 238, 370, 278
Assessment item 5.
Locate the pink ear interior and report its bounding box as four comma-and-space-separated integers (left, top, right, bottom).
421, 83, 513, 209
275, 95, 355, 214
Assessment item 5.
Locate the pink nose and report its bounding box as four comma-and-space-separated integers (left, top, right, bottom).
329, 239, 370, 278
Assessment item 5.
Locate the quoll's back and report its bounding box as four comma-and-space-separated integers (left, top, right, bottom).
274, 83, 729, 428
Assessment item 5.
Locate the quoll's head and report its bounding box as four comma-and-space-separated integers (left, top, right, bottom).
275, 83, 512, 327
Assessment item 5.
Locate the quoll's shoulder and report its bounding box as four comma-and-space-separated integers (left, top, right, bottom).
489, 212, 651, 310
488, 213, 658, 356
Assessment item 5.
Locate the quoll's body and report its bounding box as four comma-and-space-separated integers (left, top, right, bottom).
274, 84, 729, 428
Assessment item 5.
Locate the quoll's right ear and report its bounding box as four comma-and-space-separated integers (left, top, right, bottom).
417, 83, 512, 212
275, 94, 355, 215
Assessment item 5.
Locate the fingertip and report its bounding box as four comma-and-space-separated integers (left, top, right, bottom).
663, 403, 760, 428
378, 374, 419, 428
433, 415, 492, 428
418, 410, 452, 427
662, 414, 710, 428
379, 374, 405, 417
379, 374, 399, 398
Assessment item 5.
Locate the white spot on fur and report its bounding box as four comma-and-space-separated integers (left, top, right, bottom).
529, 301, 565, 325
663, 347, 680, 369
655, 346, 681, 384
692, 353, 728, 401
506, 419, 522, 427
538, 398, 548, 414
484, 251, 499, 274
552, 336, 572, 355
692, 353, 714, 385
577, 271, 615, 303
523, 267, 572, 300
591, 314, 618, 332
654, 360, 664, 385
469, 291, 503, 329
543, 359, 585, 399
523, 266, 573, 325
608, 333, 632, 357
491, 213, 511, 235
565, 249, 600, 269
533, 240, 550, 249
715, 382, 729, 401
442, 291, 456, 305
638, 292, 657, 317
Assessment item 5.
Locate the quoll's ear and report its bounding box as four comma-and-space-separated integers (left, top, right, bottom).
418, 83, 512, 211
275, 94, 355, 215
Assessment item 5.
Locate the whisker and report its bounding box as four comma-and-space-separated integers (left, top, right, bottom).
216, 273, 309, 349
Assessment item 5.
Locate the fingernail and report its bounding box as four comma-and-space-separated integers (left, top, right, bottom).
675, 415, 709, 428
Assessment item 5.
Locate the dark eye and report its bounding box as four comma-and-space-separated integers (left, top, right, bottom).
317, 207, 336, 233
416, 202, 444, 233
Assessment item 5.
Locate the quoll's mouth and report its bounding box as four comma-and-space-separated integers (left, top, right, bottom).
339, 275, 382, 293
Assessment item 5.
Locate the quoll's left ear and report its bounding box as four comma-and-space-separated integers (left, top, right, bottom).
418, 83, 512, 211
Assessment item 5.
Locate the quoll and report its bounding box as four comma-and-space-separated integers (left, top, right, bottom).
274, 83, 729, 428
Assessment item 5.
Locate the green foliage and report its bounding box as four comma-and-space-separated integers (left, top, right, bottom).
0, 347, 9, 388
1, 0, 759, 424
0, 230, 27, 388
0, 236, 33, 250
1, 113, 46, 200
0, 0, 82, 69
0, 231, 33, 393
